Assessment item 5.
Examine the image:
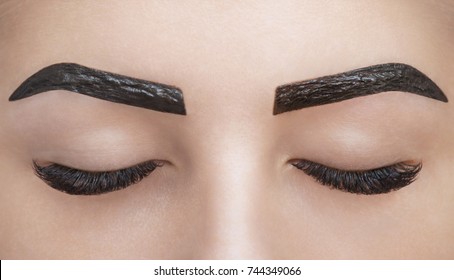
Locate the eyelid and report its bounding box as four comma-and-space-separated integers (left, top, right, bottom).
33, 160, 164, 195
292, 159, 422, 195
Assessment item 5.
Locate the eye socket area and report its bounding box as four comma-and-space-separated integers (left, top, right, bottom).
33, 160, 164, 195
291, 159, 422, 195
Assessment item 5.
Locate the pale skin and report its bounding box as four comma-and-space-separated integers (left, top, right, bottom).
0, 0, 453, 259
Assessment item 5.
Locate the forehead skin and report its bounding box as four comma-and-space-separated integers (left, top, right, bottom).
0, 0, 453, 259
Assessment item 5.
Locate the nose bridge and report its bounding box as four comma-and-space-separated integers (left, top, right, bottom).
206, 154, 261, 258
189, 111, 272, 259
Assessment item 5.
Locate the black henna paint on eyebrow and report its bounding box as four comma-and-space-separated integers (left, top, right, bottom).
273, 63, 448, 115
9, 63, 186, 115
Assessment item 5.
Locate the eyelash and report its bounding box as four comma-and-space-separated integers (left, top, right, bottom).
33, 157, 421, 196
33, 160, 163, 195
292, 160, 422, 195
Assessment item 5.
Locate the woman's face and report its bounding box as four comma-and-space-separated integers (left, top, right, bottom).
1, 0, 453, 259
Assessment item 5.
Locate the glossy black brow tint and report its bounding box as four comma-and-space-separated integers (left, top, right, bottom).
273, 63, 448, 115
9, 63, 186, 115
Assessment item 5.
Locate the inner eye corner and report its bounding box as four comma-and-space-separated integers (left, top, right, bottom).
390, 159, 423, 171
401, 159, 423, 166
32, 159, 52, 167
286, 157, 307, 165
154, 159, 167, 167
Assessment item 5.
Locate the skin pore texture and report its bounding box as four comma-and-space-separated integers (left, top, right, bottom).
0, 0, 454, 259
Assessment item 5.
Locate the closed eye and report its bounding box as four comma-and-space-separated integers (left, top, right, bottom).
292, 159, 422, 195
33, 160, 163, 195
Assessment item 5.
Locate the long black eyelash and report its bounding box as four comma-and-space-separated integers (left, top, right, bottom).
33, 160, 163, 195
292, 160, 422, 195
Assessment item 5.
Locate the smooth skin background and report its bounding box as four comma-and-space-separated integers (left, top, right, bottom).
0, 0, 453, 259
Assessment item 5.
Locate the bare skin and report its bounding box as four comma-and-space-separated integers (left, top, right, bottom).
0, 0, 453, 259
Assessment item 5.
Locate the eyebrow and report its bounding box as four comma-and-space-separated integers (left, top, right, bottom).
273, 63, 448, 115
9, 63, 186, 115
